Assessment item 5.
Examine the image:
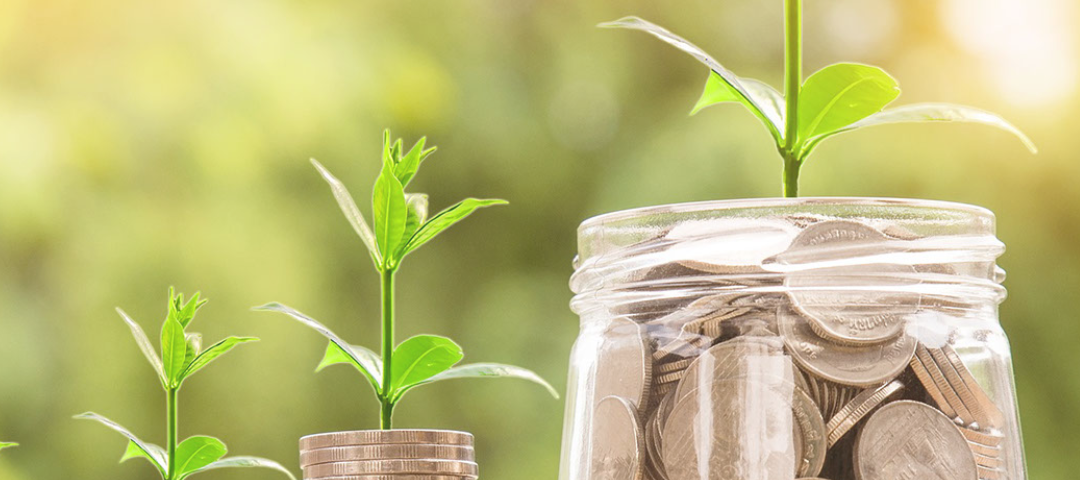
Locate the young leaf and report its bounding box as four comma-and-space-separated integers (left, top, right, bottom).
393, 363, 559, 403
400, 198, 508, 257
173, 436, 227, 479
184, 333, 202, 369
310, 159, 382, 267
316, 341, 383, 393
692, 72, 786, 143
116, 308, 166, 386
74, 412, 167, 476
373, 161, 407, 264
800, 102, 1038, 158
399, 194, 429, 255
390, 335, 464, 395
120, 440, 167, 471
253, 303, 382, 395
601, 16, 784, 142
796, 63, 900, 147
179, 336, 259, 382
183, 456, 296, 480
393, 137, 428, 187
161, 318, 188, 387
0, 442, 17, 451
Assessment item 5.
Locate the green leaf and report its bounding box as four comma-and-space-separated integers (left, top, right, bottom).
116, 308, 166, 386
691, 72, 785, 143
394, 363, 559, 403
399, 193, 429, 255
800, 102, 1038, 158
121, 440, 167, 471
161, 318, 188, 387
183, 456, 296, 480
253, 303, 382, 395
0, 442, 17, 451
393, 137, 428, 187
390, 335, 463, 395
400, 198, 508, 257
180, 336, 259, 382
74, 412, 167, 476
184, 333, 202, 369
373, 159, 407, 265
310, 159, 382, 267
168, 289, 206, 329
600, 16, 784, 143
316, 342, 383, 393
174, 436, 227, 478
796, 63, 900, 147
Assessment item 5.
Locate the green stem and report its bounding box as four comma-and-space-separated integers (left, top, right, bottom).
783, 0, 803, 197
379, 268, 396, 430
166, 387, 178, 480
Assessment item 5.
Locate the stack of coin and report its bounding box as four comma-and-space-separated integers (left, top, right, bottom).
299, 430, 478, 480
585, 219, 1014, 480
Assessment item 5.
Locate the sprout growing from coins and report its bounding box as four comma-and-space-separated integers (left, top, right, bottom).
75, 289, 295, 480
256, 130, 558, 430
602, 0, 1036, 197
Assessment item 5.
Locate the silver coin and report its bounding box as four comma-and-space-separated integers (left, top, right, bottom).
779, 311, 916, 387
825, 380, 904, 447
301, 459, 478, 477
941, 345, 1005, 430
595, 317, 652, 411
299, 430, 473, 451
300, 444, 475, 467
792, 387, 827, 478
300, 476, 475, 480
673, 336, 784, 406
854, 400, 978, 480
590, 395, 644, 480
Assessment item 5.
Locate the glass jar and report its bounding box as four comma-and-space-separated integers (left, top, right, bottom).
560, 198, 1025, 480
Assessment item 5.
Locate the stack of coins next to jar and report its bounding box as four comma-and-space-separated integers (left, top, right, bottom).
299, 430, 478, 480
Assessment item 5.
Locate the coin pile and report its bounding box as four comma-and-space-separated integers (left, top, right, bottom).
587, 219, 1011, 480
299, 430, 478, 480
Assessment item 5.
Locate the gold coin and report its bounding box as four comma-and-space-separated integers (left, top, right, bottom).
301, 459, 478, 477
825, 380, 904, 447
299, 430, 473, 450
300, 444, 475, 467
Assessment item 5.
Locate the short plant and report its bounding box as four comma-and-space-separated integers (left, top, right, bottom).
257, 130, 558, 430
603, 0, 1036, 197
76, 289, 295, 480
0, 442, 15, 452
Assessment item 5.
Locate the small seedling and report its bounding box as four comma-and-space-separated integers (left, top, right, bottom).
76, 289, 294, 480
602, 0, 1036, 197
257, 130, 558, 430
0, 442, 16, 452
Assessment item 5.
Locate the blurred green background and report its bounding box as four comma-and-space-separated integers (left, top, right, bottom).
0, 0, 1077, 478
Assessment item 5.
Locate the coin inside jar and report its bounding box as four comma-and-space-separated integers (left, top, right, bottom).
854, 400, 978, 480
779, 311, 916, 387
593, 317, 652, 411
590, 395, 645, 480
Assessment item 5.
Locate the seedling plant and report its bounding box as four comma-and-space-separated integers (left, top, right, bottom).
257, 130, 558, 430
76, 289, 295, 480
0, 442, 15, 452
603, 0, 1035, 197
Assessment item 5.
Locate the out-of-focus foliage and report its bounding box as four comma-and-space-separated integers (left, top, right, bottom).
0, 0, 1077, 479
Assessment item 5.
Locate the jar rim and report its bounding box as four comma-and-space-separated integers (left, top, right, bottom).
579, 197, 994, 233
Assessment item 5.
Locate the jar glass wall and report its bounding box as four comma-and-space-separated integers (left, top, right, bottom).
560, 198, 1024, 480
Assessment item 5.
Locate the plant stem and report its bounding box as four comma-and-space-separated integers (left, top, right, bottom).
379, 268, 396, 430
783, 0, 803, 197
166, 387, 178, 480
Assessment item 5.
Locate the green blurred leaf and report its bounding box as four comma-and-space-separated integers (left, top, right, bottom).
800, 102, 1038, 158
184, 333, 202, 369
74, 412, 166, 476
796, 63, 900, 147
116, 308, 166, 386
400, 198, 508, 258
174, 436, 227, 479
180, 336, 258, 382
601, 16, 783, 142
390, 335, 463, 395
184, 456, 296, 480
161, 318, 188, 387
692, 72, 785, 144
316, 341, 383, 394
373, 159, 407, 266
395, 363, 560, 403
310, 159, 382, 267
253, 303, 382, 395
0, 442, 17, 451
121, 440, 167, 472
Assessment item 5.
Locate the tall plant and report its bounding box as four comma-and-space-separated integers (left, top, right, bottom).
257, 130, 557, 430
77, 289, 294, 480
603, 0, 1035, 197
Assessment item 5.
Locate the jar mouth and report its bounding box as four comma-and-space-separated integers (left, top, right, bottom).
571, 197, 1006, 314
